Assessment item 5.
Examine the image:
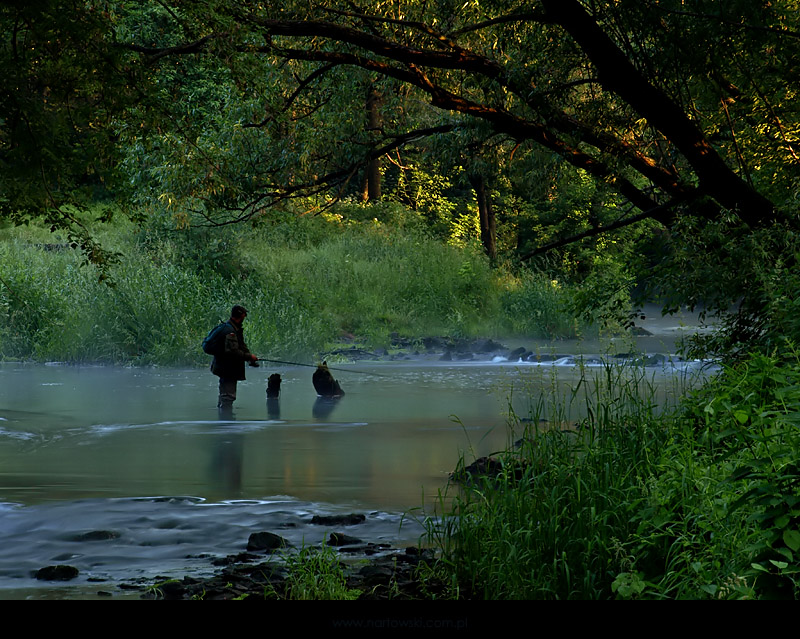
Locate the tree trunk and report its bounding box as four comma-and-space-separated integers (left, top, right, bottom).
361, 85, 382, 201
470, 174, 497, 261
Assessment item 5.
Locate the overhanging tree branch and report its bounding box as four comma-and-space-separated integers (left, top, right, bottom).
123, 4, 788, 232
518, 200, 684, 261
540, 0, 778, 224
190, 123, 460, 226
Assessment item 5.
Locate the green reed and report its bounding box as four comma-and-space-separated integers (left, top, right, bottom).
264, 545, 362, 601
0, 211, 579, 364
424, 358, 786, 599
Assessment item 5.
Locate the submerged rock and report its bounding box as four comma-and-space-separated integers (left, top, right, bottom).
310, 513, 366, 526
451, 455, 530, 483
67, 530, 120, 542
247, 531, 289, 552
35, 565, 79, 581
312, 362, 345, 397
266, 373, 281, 399
475, 338, 505, 353
327, 532, 363, 546
507, 347, 532, 361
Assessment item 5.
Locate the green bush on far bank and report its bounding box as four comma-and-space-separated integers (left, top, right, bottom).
0, 204, 586, 365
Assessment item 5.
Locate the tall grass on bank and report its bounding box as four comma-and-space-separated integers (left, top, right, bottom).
0, 211, 581, 365
426, 353, 800, 599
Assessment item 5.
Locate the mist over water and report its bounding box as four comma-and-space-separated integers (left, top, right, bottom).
0, 308, 713, 597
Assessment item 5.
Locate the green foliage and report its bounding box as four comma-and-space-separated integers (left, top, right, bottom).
425, 353, 800, 599
498, 267, 581, 339
683, 347, 800, 598
4, 1, 800, 347
0, 207, 582, 364
239, 213, 503, 344
0, 1, 140, 272
427, 363, 672, 599
645, 216, 800, 359
267, 545, 362, 601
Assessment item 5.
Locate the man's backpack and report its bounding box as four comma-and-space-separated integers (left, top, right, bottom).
202, 322, 232, 356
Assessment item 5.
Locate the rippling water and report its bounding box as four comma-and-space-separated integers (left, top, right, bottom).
0, 315, 715, 598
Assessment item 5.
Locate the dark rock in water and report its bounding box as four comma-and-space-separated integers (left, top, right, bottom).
327, 532, 363, 546
68, 530, 120, 542
403, 547, 436, 564
338, 542, 392, 555
451, 455, 530, 483
438, 351, 452, 361
140, 496, 204, 504
311, 513, 366, 526
422, 336, 449, 352
631, 326, 652, 336
390, 333, 412, 349
312, 362, 345, 397
476, 338, 505, 353
247, 531, 289, 552
266, 373, 281, 398
212, 552, 261, 567
142, 544, 446, 600
644, 353, 668, 366
35, 565, 79, 581
455, 456, 504, 479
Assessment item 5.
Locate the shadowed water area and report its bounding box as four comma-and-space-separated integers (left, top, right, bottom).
0, 307, 714, 598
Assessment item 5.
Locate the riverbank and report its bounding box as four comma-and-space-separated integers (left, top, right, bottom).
137, 523, 442, 601
21, 509, 438, 601
0, 216, 587, 367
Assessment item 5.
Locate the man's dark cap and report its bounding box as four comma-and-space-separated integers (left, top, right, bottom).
231, 305, 248, 318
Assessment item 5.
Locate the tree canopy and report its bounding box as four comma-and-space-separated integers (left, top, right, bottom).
107, 1, 799, 225
3, 0, 800, 349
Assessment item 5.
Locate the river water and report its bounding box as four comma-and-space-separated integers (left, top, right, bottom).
0, 307, 714, 599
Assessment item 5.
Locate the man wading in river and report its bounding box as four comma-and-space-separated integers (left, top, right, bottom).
209, 305, 259, 416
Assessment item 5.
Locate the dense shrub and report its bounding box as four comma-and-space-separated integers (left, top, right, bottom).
0, 207, 582, 364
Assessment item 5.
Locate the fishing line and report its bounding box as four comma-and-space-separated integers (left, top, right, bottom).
254, 358, 388, 377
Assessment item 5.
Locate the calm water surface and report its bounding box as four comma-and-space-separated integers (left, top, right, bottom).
0, 312, 713, 597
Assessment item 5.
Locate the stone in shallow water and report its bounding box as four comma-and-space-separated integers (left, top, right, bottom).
67, 530, 120, 542
310, 513, 366, 526
327, 532, 363, 546
247, 531, 289, 552
35, 565, 79, 581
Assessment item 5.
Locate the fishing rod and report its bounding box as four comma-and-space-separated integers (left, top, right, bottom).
254, 358, 388, 377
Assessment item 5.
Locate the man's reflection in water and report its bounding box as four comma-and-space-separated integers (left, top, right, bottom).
211, 405, 243, 494
312, 396, 343, 420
